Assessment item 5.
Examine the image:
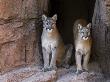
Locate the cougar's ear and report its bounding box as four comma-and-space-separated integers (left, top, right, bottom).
42, 14, 47, 21
87, 23, 91, 28
52, 14, 57, 21
78, 24, 82, 29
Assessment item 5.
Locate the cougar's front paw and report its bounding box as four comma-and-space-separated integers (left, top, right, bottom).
76, 70, 83, 75
83, 69, 89, 73
49, 66, 57, 71
42, 67, 50, 72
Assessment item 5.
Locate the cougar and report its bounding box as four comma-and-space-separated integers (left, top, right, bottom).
73, 19, 92, 74
41, 14, 73, 72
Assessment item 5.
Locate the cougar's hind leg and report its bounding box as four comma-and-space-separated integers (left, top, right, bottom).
42, 47, 50, 72
75, 50, 83, 74
62, 44, 73, 69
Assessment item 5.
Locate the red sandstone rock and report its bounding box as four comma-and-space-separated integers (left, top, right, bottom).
0, 0, 41, 72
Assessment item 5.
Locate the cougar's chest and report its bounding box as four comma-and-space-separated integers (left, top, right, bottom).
42, 37, 58, 49
41, 30, 58, 48
75, 39, 91, 53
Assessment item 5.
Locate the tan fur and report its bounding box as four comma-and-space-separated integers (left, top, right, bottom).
45, 24, 65, 64
41, 15, 72, 71
73, 19, 92, 73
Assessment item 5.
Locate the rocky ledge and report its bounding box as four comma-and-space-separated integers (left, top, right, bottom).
0, 65, 106, 82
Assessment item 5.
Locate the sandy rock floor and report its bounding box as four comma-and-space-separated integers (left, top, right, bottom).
0, 63, 108, 82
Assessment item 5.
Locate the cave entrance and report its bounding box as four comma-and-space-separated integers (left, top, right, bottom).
48, 0, 96, 44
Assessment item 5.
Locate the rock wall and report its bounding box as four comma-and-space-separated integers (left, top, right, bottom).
0, 0, 48, 73
92, 0, 110, 76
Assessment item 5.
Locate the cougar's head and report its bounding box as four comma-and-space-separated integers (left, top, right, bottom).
42, 14, 57, 32
78, 23, 91, 40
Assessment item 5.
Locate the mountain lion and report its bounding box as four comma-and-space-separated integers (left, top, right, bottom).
41, 14, 73, 72
73, 19, 92, 74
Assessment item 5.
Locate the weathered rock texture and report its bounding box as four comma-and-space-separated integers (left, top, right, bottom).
92, 0, 110, 76
57, 72, 104, 82
0, 0, 49, 73
0, 66, 57, 82
0, 65, 105, 82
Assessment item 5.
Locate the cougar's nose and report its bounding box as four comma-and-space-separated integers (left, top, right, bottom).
46, 28, 51, 30
48, 28, 51, 30
82, 36, 88, 40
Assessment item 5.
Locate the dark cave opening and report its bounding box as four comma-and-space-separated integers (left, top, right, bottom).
48, 0, 96, 44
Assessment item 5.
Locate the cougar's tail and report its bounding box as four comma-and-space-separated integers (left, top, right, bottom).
61, 44, 73, 68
